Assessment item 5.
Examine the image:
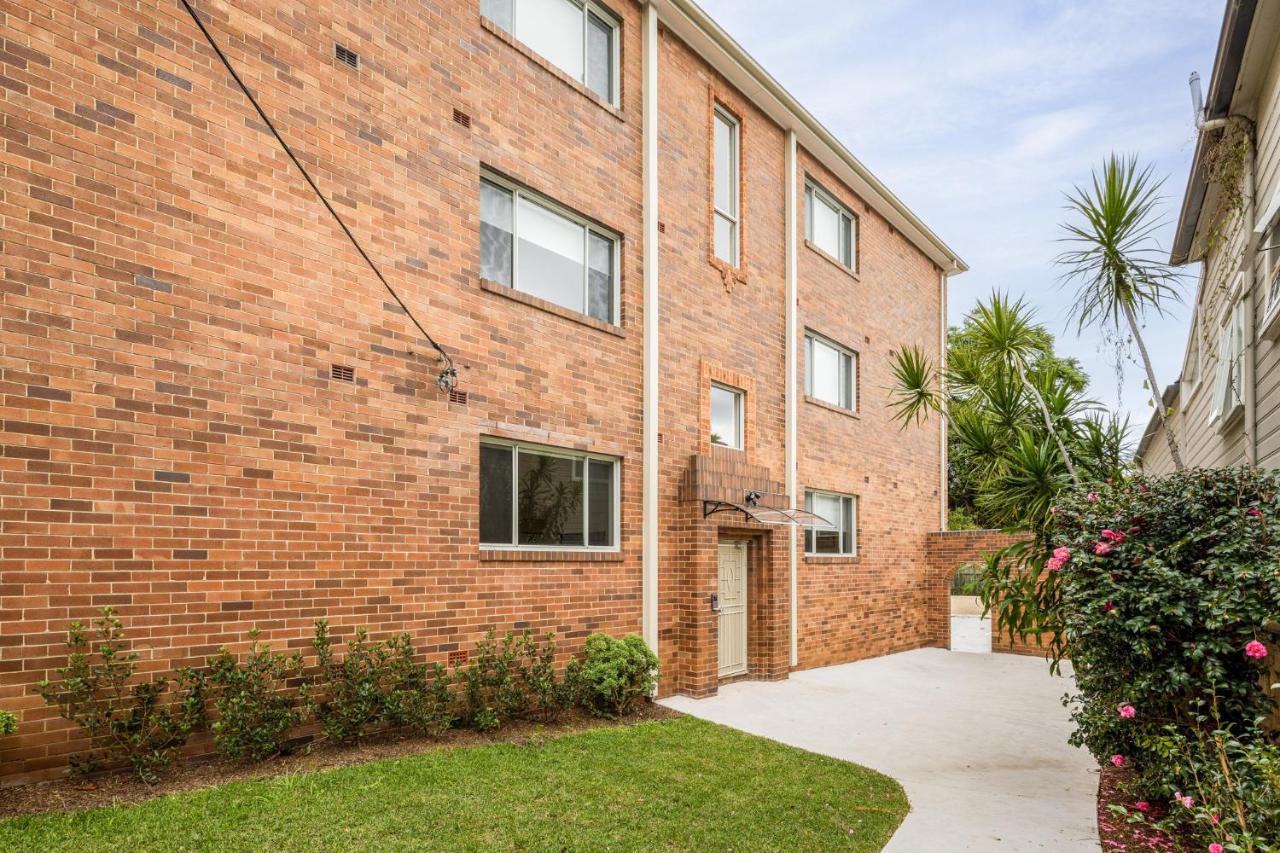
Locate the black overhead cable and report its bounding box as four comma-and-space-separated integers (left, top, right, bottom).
177, 0, 458, 393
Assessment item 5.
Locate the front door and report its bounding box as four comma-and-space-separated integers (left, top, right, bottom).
717, 540, 749, 677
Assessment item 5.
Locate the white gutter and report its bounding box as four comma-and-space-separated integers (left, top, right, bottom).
784, 129, 798, 667
641, 2, 660, 654
651, 0, 966, 275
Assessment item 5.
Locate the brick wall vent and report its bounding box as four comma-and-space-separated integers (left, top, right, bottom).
448, 388, 468, 405
658, 221, 666, 233
334, 44, 360, 70
452, 108, 472, 129
448, 650, 468, 667
330, 363, 355, 382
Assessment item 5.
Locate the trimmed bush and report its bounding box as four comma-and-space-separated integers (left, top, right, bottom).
0, 710, 16, 737
35, 607, 205, 783
207, 630, 306, 761
578, 633, 658, 718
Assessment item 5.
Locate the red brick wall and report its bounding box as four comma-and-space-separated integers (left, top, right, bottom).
924, 530, 1053, 657
793, 148, 946, 670
0, 0, 953, 782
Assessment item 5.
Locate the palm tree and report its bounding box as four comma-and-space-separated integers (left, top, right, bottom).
1059, 154, 1185, 470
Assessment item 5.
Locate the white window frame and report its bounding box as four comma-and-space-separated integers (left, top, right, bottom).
1263, 213, 1280, 329
804, 332, 857, 411
479, 437, 620, 551
480, 171, 620, 325
481, 0, 621, 105
804, 490, 857, 557
1210, 292, 1246, 427
710, 382, 744, 450
712, 106, 740, 267
804, 181, 857, 270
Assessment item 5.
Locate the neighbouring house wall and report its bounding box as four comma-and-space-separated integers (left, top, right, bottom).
1144, 32, 1280, 475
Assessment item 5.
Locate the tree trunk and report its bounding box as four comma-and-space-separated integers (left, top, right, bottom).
1017, 363, 1080, 484
1123, 301, 1185, 471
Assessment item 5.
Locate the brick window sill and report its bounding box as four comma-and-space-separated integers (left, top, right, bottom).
804, 239, 859, 281
480, 17, 624, 122
803, 554, 861, 565
480, 278, 626, 338
804, 395, 859, 420
479, 548, 626, 563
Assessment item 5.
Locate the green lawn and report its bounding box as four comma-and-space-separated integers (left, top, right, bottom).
0, 716, 907, 851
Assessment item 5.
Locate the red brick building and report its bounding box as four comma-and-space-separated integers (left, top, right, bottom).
0, 0, 966, 781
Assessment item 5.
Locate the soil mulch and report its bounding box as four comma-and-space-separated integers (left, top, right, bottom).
1097, 765, 1191, 852
0, 703, 681, 821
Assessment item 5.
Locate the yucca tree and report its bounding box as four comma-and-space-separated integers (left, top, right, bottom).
1059, 154, 1185, 470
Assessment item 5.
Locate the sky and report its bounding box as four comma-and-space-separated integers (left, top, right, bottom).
698, 0, 1224, 442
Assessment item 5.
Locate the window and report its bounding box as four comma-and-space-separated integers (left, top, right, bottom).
804, 491, 856, 556
480, 175, 617, 323
1265, 216, 1280, 316
710, 383, 743, 449
481, 0, 618, 103
479, 439, 618, 549
712, 107, 740, 266
805, 182, 856, 269
1211, 298, 1246, 424
805, 334, 856, 410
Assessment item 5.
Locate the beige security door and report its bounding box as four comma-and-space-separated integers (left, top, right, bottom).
717, 540, 748, 677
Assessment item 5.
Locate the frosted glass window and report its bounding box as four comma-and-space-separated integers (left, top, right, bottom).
805, 183, 856, 268
484, 0, 619, 105
806, 334, 856, 410
518, 197, 585, 313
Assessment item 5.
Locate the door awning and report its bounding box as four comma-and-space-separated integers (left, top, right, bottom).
702, 500, 836, 529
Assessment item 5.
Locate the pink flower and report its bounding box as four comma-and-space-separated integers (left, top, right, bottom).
1046, 556, 1066, 571
1094, 541, 1114, 556
1087, 492, 1099, 503
1175, 791, 1194, 809
1247, 507, 1263, 518
1210, 844, 1224, 853
1211, 814, 1221, 825
1110, 754, 1125, 767
1101, 529, 1126, 543
1245, 640, 1268, 659
1118, 704, 1136, 719
1127, 525, 1141, 535
1134, 801, 1151, 812
1053, 546, 1072, 560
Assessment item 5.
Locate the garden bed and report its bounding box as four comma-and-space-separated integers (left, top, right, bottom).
0, 715, 908, 851
1096, 765, 1188, 852
0, 703, 677, 820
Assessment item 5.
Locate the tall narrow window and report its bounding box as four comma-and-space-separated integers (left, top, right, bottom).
804, 491, 856, 556
712, 107, 740, 266
480, 174, 617, 324
805, 182, 856, 269
479, 439, 618, 549
481, 0, 619, 105
1265, 216, 1280, 315
805, 334, 856, 411
710, 383, 743, 449
1211, 298, 1246, 424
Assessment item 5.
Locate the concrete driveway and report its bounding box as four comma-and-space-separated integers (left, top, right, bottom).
661, 648, 1098, 852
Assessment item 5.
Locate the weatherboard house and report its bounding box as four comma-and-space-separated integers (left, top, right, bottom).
0, 0, 978, 782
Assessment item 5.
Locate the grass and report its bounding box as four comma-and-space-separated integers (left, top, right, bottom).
0, 716, 908, 851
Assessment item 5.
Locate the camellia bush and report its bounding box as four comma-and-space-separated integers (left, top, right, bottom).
986, 467, 1280, 849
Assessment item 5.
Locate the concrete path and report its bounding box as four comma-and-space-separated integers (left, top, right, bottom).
661, 648, 1098, 852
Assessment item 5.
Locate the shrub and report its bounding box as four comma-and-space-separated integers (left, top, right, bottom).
1140, 722, 1280, 851
521, 631, 576, 722
578, 633, 658, 718
0, 710, 16, 737
207, 629, 305, 761
1044, 469, 1280, 781
459, 629, 524, 731
311, 622, 385, 743
311, 623, 456, 741
382, 645, 455, 738
35, 607, 205, 783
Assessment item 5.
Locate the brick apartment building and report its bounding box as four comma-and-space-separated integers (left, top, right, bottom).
0, 0, 968, 781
